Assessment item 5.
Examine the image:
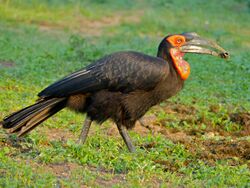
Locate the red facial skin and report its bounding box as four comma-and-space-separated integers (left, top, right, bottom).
167, 35, 190, 80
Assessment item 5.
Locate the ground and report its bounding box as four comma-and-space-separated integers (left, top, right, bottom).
0, 0, 249, 187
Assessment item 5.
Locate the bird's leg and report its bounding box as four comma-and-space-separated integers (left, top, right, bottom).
117, 124, 136, 152
78, 116, 92, 144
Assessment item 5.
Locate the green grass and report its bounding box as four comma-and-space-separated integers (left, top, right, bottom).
0, 0, 250, 187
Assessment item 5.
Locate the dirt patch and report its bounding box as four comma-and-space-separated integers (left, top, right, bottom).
230, 112, 250, 126
104, 122, 120, 137
134, 103, 250, 168
38, 11, 142, 36
199, 139, 250, 162
88, 166, 126, 187
161, 102, 197, 116
76, 13, 141, 36
230, 112, 250, 136
41, 127, 75, 142
140, 124, 250, 168
176, 135, 250, 167
148, 102, 250, 137
0, 60, 15, 67
47, 162, 80, 179
46, 163, 125, 187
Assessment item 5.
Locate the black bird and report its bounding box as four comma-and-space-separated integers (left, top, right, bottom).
1, 32, 229, 152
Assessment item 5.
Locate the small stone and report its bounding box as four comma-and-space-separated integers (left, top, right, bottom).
205, 132, 215, 138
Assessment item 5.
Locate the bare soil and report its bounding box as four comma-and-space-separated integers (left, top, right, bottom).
0, 60, 15, 67
156, 102, 250, 137
135, 102, 250, 169
34, 161, 125, 187
38, 11, 142, 36
230, 112, 250, 136
41, 127, 75, 142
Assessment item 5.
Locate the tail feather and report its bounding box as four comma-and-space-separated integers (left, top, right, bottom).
7, 98, 63, 132
17, 100, 66, 136
2, 98, 67, 136
3, 98, 60, 128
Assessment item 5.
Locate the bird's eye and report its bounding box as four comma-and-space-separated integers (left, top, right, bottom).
176, 38, 183, 44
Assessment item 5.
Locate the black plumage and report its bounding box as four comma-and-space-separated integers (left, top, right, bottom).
1, 32, 228, 152
39, 52, 168, 97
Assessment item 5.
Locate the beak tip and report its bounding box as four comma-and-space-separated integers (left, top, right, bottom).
219, 51, 230, 59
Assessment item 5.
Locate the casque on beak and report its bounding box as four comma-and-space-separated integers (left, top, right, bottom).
180, 32, 230, 59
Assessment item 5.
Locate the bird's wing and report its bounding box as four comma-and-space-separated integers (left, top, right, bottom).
38, 51, 169, 98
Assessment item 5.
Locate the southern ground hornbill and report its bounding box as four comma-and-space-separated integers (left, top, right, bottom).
1, 32, 229, 152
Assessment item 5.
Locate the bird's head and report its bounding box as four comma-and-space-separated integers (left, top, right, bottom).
157, 32, 229, 80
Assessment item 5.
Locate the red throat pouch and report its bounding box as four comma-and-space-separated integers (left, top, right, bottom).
169, 48, 190, 80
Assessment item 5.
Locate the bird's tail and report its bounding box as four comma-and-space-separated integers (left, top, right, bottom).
1, 98, 67, 136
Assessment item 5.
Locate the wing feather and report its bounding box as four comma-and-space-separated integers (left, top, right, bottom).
38, 51, 169, 98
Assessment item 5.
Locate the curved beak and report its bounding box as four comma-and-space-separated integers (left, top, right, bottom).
180, 33, 229, 59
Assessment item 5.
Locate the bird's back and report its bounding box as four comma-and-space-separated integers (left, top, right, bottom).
38, 51, 169, 98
